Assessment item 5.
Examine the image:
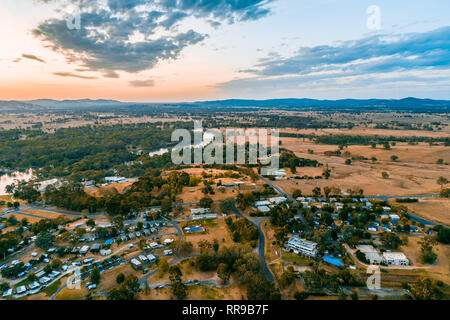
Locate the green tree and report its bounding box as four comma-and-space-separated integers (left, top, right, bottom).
90, 267, 101, 285
437, 176, 448, 190
35, 232, 55, 250
199, 197, 213, 208
292, 189, 302, 198
116, 273, 125, 284
86, 219, 96, 228
217, 263, 230, 285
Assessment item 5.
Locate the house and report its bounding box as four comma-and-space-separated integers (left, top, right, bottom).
139, 255, 148, 263
79, 245, 90, 255
103, 239, 114, 246
383, 252, 409, 265
257, 206, 270, 213
389, 214, 400, 221
91, 243, 101, 252
150, 242, 158, 249
382, 206, 392, 212
164, 249, 173, 255
286, 236, 318, 257
15, 285, 27, 297
269, 197, 287, 205
192, 213, 217, 220
164, 238, 174, 245
382, 225, 392, 232
335, 203, 344, 211
147, 254, 156, 263
254, 200, 271, 207
100, 249, 111, 256
357, 245, 384, 264
35, 270, 46, 278
28, 281, 41, 294
191, 208, 210, 214
130, 259, 142, 270
39, 276, 52, 285
367, 224, 378, 232
2, 288, 13, 298
49, 271, 61, 278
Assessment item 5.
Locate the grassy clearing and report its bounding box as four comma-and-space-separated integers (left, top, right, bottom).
282, 252, 314, 266
43, 279, 62, 297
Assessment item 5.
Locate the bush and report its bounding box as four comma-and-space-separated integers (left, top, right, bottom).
294, 291, 309, 300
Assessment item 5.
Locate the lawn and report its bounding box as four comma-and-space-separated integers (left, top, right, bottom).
282, 252, 315, 266
43, 279, 62, 297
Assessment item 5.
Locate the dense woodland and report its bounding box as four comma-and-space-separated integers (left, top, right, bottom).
0, 122, 191, 180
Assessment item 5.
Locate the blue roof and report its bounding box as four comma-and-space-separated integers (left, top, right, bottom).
104, 239, 114, 246
323, 256, 343, 267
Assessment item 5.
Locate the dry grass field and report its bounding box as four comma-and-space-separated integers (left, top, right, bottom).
396, 199, 450, 226
179, 217, 234, 254
3, 213, 43, 224
280, 126, 450, 138
0, 113, 186, 131
276, 138, 449, 196
84, 180, 136, 197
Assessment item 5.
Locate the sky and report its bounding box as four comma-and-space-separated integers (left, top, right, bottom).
0, 0, 449, 102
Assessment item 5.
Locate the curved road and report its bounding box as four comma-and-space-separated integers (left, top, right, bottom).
232, 204, 274, 283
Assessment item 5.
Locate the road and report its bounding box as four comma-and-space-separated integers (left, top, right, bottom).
232, 204, 274, 283
258, 175, 309, 228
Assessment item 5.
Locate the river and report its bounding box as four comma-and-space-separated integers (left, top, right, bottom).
148, 130, 215, 158
0, 169, 34, 195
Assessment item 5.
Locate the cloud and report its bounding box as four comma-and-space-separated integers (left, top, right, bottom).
251, 27, 450, 77
22, 54, 46, 63
53, 72, 98, 79
129, 79, 155, 87
218, 26, 450, 96
33, 0, 274, 76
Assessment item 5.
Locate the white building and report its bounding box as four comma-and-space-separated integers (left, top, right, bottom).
254, 200, 271, 207
192, 213, 217, 220
79, 245, 90, 254
389, 214, 400, 221
383, 252, 409, 265
105, 176, 126, 183
131, 259, 142, 268
191, 208, 210, 214
257, 206, 270, 213
164, 238, 174, 245
286, 236, 317, 257
357, 245, 384, 264
269, 196, 287, 205
100, 249, 111, 256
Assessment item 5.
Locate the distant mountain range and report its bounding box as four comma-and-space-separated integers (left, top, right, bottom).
0, 97, 449, 112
